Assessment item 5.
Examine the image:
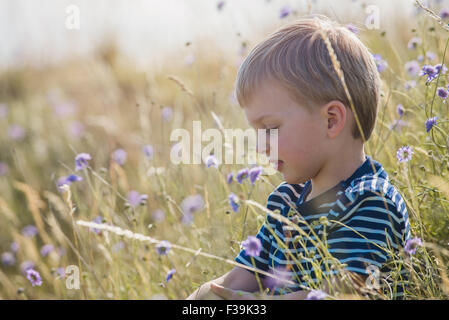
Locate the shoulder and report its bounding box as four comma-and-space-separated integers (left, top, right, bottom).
344, 175, 408, 219
266, 182, 305, 216
333, 176, 411, 241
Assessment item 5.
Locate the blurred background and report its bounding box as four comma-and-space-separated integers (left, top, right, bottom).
0, 0, 421, 69
1, 0, 449, 300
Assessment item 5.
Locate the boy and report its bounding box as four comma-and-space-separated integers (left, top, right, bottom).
187, 15, 411, 300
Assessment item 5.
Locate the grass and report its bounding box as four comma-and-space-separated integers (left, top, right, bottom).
1, 1, 449, 300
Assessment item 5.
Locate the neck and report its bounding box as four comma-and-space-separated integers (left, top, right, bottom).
305, 147, 366, 202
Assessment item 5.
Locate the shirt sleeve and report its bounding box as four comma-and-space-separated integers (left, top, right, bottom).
234, 214, 273, 279
234, 183, 297, 278
325, 191, 407, 276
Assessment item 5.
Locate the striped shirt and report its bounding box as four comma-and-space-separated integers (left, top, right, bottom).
235, 155, 411, 299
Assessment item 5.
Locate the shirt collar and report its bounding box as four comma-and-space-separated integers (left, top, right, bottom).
295, 155, 385, 213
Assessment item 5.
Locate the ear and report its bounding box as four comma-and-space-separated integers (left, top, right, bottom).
320, 100, 347, 139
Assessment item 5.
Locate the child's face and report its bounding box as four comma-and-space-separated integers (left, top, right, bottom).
244, 79, 331, 184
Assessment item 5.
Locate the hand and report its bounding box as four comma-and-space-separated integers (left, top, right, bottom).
210, 283, 310, 300
210, 283, 260, 300
186, 282, 225, 300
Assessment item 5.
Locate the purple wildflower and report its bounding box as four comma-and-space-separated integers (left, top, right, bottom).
8, 124, 26, 141
139, 193, 148, 205
425, 116, 438, 133
440, 9, 449, 19
26, 269, 42, 287
161, 106, 173, 122
407, 37, 421, 50
56, 267, 66, 279
75, 153, 91, 171
435, 63, 448, 75
10, 242, 19, 253
346, 23, 359, 34
166, 268, 176, 282
57, 174, 83, 191
263, 267, 291, 291
437, 87, 449, 100
420, 65, 438, 83
57, 177, 69, 190
404, 80, 417, 90
249, 166, 263, 185
156, 240, 171, 255
242, 236, 262, 257
40, 244, 54, 257
373, 54, 387, 73
152, 209, 166, 222
404, 237, 423, 255
217, 1, 225, 11
236, 168, 249, 184
426, 51, 437, 61
90, 216, 103, 235
389, 119, 408, 131
397, 104, 404, 117
184, 54, 196, 67
66, 174, 83, 183
205, 154, 219, 168
228, 193, 240, 213
181, 213, 194, 225
180, 194, 204, 225
20, 261, 35, 275
22, 225, 38, 238
143, 145, 154, 160
0, 162, 9, 176
1, 252, 15, 266
180, 194, 204, 217
53, 101, 76, 117
68, 121, 85, 137
226, 172, 234, 184
113, 149, 127, 166
404, 61, 420, 77
396, 146, 414, 163
279, 6, 292, 18
306, 289, 327, 300
127, 190, 147, 208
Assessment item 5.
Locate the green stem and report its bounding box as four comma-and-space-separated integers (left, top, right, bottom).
251, 256, 264, 294
240, 184, 255, 243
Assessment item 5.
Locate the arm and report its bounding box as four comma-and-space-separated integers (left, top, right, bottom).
210, 284, 310, 300
186, 266, 261, 300
209, 272, 369, 300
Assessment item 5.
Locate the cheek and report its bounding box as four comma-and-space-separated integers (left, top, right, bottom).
277, 133, 305, 160
277, 126, 321, 161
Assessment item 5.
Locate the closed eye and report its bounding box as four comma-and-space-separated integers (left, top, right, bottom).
265, 127, 279, 134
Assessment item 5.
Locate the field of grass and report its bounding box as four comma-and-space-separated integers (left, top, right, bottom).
1, 1, 449, 300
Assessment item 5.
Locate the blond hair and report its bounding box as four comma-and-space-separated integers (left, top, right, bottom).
235, 15, 381, 142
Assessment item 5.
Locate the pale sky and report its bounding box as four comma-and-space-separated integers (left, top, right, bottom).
0, 0, 437, 68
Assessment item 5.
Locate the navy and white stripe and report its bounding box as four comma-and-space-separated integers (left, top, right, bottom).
235, 155, 411, 299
